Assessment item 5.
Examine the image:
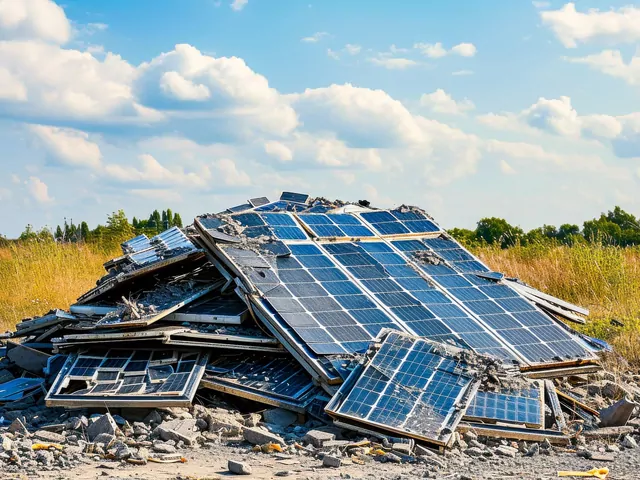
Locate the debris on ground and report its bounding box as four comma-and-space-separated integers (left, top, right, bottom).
1, 192, 639, 477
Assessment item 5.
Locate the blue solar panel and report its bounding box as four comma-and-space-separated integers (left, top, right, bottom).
360, 210, 442, 236
298, 214, 375, 238
231, 212, 307, 240
466, 384, 543, 426
280, 191, 310, 204
330, 331, 478, 445
390, 237, 592, 364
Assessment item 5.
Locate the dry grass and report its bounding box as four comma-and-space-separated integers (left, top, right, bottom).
0, 241, 119, 330
475, 243, 640, 365
1, 239, 640, 365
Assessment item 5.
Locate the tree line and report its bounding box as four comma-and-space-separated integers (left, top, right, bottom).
449, 206, 640, 248
1, 209, 184, 247
3, 205, 639, 250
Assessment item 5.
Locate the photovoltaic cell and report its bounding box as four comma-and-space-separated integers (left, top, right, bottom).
465, 383, 543, 426
390, 236, 592, 364
231, 212, 308, 240
360, 209, 441, 236
297, 214, 375, 238
329, 331, 478, 445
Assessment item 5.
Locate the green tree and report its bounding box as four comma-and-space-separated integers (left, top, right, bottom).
583, 216, 622, 245
173, 213, 183, 228
475, 217, 524, 248
54, 225, 63, 240
107, 210, 135, 239
166, 208, 174, 228
132, 217, 139, 229
557, 224, 580, 244
80, 221, 90, 241
447, 228, 477, 246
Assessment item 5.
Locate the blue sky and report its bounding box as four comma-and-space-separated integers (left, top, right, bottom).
0, 0, 639, 238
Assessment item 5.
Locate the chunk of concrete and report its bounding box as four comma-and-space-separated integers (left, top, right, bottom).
228, 459, 252, 475
303, 429, 335, 448
622, 435, 637, 449
243, 426, 284, 446
157, 419, 200, 446
86, 414, 118, 442
34, 430, 65, 444
8, 418, 28, 435
495, 445, 517, 457
262, 408, 298, 428
600, 397, 639, 427
322, 455, 341, 468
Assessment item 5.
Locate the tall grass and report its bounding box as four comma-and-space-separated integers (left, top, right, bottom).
0, 241, 120, 330
475, 243, 640, 365
1, 239, 639, 364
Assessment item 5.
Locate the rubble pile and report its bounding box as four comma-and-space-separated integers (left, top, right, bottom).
1, 192, 639, 477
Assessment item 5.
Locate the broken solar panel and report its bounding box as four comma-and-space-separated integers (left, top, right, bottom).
46, 349, 208, 407
195, 199, 596, 380
201, 354, 321, 411
163, 291, 248, 324
390, 236, 594, 364
326, 331, 479, 446
464, 381, 544, 428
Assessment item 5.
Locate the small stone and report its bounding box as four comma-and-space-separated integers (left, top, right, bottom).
263, 408, 298, 428
86, 414, 118, 442
464, 447, 483, 457
606, 444, 620, 453
322, 454, 341, 468
195, 418, 207, 431
93, 433, 115, 447
303, 430, 335, 448
228, 459, 252, 475
383, 452, 402, 463
525, 444, 540, 457
8, 419, 28, 435
469, 439, 485, 449
156, 419, 200, 446
576, 449, 593, 459
152, 443, 176, 454
463, 431, 477, 442
35, 450, 54, 466
495, 446, 517, 458
34, 430, 65, 444
541, 438, 552, 450
143, 410, 163, 426
243, 426, 285, 446
622, 435, 637, 449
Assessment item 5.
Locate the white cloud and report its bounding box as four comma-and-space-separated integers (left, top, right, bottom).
11, 174, 20, 184
0, 187, 11, 200
540, 3, 640, 48
327, 48, 339, 60
368, 57, 418, 69
532, 1, 550, 8
414, 42, 447, 58
389, 44, 409, 54
565, 50, 640, 86
30, 125, 102, 169
521, 96, 582, 137
230, 0, 248, 12
452, 70, 474, 76
289, 84, 427, 148
451, 43, 477, 57
136, 44, 298, 138
103, 153, 212, 188
26, 176, 53, 203
0, 0, 70, 44
0, 67, 27, 101
215, 158, 250, 186
485, 140, 604, 172
160, 71, 211, 101
420, 89, 475, 115
264, 140, 293, 162
344, 44, 361, 55
414, 41, 477, 58
500, 159, 516, 175
301, 32, 329, 43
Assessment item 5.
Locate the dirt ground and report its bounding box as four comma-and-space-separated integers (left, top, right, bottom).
29, 442, 640, 480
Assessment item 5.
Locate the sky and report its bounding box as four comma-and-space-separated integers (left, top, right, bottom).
0, 0, 639, 238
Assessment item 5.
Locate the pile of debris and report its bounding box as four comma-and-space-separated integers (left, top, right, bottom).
1, 192, 639, 476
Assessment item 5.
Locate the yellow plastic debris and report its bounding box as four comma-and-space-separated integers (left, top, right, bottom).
147, 456, 187, 464
371, 448, 386, 456
557, 467, 609, 479
261, 442, 283, 453
32, 443, 63, 451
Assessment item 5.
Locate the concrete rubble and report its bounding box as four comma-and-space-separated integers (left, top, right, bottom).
0, 192, 639, 477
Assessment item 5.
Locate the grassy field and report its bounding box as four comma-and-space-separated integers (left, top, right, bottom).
1, 240, 639, 364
